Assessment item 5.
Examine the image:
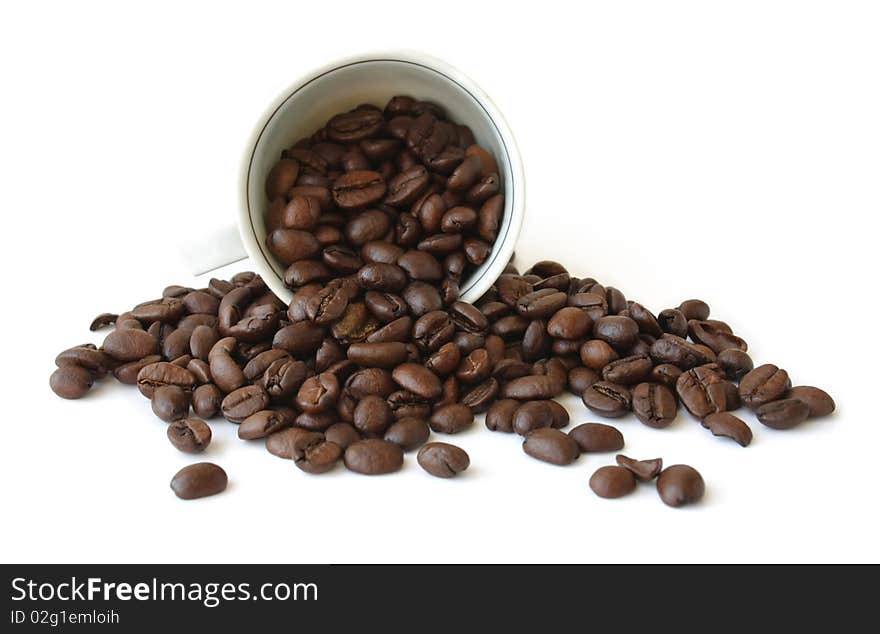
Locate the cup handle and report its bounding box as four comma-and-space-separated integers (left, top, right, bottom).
180, 223, 249, 276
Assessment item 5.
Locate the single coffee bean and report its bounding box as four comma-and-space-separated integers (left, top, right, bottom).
656, 464, 705, 507
191, 383, 222, 419
755, 398, 810, 429
739, 364, 791, 409
220, 385, 269, 423
547, 307, 592, 339
581, 381, 632, 418
266, 428, 320, 459
631, 382, 677, 428
353, 394, 394, 436
325, 422, 361, 450
49, 365, 94, 399
702, 412, 753, 446
579, 339, 618, 370
332, 170, 386, 208
55, 344, 112, 377
601, 354, 653, 385
649, 363, 682, 390
786, 386, 835, 418
392, 362, 442, 399
485, 399, 520, 433
516, 290, 568, 320
717, 348, 754, 381
615, 455, 663, 481
523, 428, 580, 465
137, 362, 196, 398
238, 409, 292, 440
678, 299, 710, 321
417, 442, 470, 478
459, 377, 499, 413
151, 385, 190, 422
343, 439, 404, 475
295, 439, 343, 474
568, 366, 599, 395
102, 328, 158, 362
295, 372, 340, 413
383, 417, 430, 451
657, 308, 688, 338
500, 375, 563, 400
689, 320, 748, 354
429, 403, 474, 434
649, 334, 711, 370
512, 400, 557, 436
170, 462, 227, 500
167, 418, 212, 453
568, 423, 624, 452
590, 466, 637, 499
676, 366, 727, 420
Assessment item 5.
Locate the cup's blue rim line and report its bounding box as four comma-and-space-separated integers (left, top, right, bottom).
246, 57, 516, 303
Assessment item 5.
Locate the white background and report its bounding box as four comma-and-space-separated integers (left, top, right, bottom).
1, 1, 877, 564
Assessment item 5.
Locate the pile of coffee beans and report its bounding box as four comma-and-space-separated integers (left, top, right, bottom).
49, 95, 834, 505
264, 95, 503, 305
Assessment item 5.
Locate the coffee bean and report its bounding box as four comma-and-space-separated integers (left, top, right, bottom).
615, 455, 663, 481
220, 385, 269, 423
678, 299, 710, 321
383, 417, 430, 451
649, 363, 682, 390
512, 400, 557, 436
170, 462, 227, 500
265, 427, 318, 459
717, 348, 754, 381
167, 418, 212, 453
579, 339, 618, 370
568, 423, 624, 452
50, 365, 94, 399
590, 466, 637, 499
516, 290, 568, 320
500, 375, 563, 400
417, 442, 470, 478
739, 364, 791, 409
581, 381, 631, 418
295, 438, 342, 474
786, 385, 835, 418
343, 439, 404, 475
649, 334, 711, 370
756, 398, 810, 429
656, 465, 705, 507
151, 385, 190, 422
429, 403, 474, 434
102, 328, 157, 362
353, 394, 394, 436
347, 342, 408, 369
392, 362, 441, 399
702, 412, 752, 446
325, 422, 361, 450
295, 372, 340, 413
238, 409, 292, 440
630, 382, 677, 428
191, 384, 222, 419
568, 366, 599, 395
676, 366, 726, 419
460, 377, 499, 413
523, 428, 580, 465
137, 362, 196, 398
689, 320, 748, 354
601, 354, 653, 385
485, 399, 519, 433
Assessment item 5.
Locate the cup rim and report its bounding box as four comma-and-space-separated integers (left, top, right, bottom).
239, 50, 525, 305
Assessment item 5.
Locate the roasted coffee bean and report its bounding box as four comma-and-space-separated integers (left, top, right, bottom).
137, 362, 196, 398
739, 364, 791, 409
547, 307, 592, 339
649, 363, 682, 390
755, 398, 810, 429
702, 412, 752, 446
50, 366, 94, 399
656, 464, 705, 507
449, 301, 488, 334
429, 403, 474, 434
167, 418, 212, 453
786, 386, 835, 417
455, 348, 492, 384
512, 400, 556, 436
717, 348, 754, 381
601, 354, 653, 385
590, 466, 637, 499
453, 331, 485, 355
266, 428, 319, 459
346, 342, 409, 369
615, 455, 663, 481
628, 382, 676, 428
568, 366, 599, 395
676, 366, 726, 419
55, 345, 112, 377
657, 308, 688, 338
296, 372, 340, 413
689, 320, 748, 354
89, 312, 118, 331
353, 395, 394, 436
523, 428, 580, 465
628, 302, 662, 337
412, 311, 455, 352
192, 384, 222, 419
485, 399, 520, 433
425, 342, 461, 376
384, 417, 430, 451
500, 375, 563, 400
568, 423, 624, 452
581, 381, 631, 418
387, 389, 431, 420
151, 385, 190, 422
170, 462, 227, 500
343, 439, 404, 475
293, 436, 342, 474
325, 422, 361, 450
678, 299, 710, 321
593, 315, 639, 350
579, 339, 618, 370
102, 328, 157, 362
220, 385, 269, 423
417, 442, 470, 478
391, 363, 441, 399
516, 290, 568, 320
238, 409, 292, 440
649, 335, 711, 370
459, 377, 499, 413
265, 159, 299, 198
478, 194, 503, 242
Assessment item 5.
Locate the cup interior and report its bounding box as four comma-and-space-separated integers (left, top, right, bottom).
242, 56, 520, 304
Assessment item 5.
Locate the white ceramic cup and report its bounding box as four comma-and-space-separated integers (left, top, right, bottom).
189, 51, 525, 305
